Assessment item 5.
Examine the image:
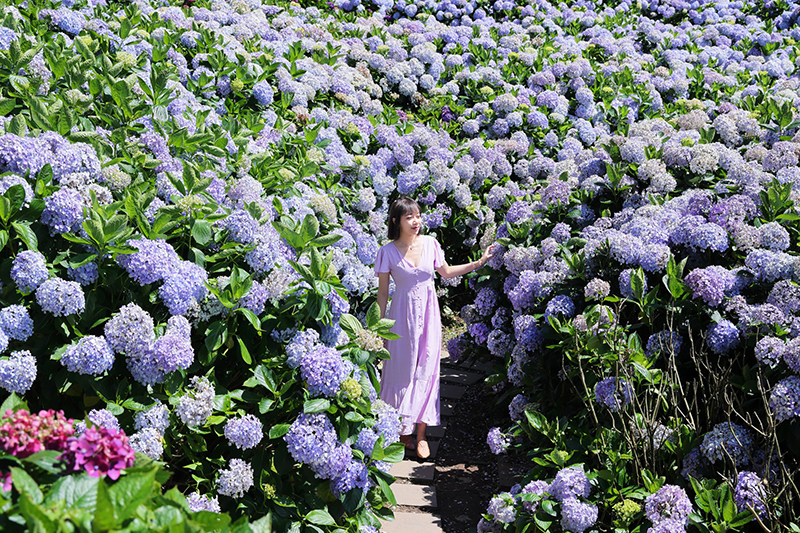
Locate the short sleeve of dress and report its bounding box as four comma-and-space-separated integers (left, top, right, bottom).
374, 244, 391, 275
432, 236, 445, 269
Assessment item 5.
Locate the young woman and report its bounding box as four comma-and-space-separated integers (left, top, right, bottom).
374, 197, 494, 459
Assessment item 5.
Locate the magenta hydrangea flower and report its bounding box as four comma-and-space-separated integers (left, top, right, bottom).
60, 426, 135, 480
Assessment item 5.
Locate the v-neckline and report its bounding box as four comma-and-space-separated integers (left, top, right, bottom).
392, 238, 423, 269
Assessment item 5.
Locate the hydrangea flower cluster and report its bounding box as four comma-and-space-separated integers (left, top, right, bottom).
177, 376, 215, 427
60, 426, 136, 480
594, 377, 632, 412
0, 409, 74, 458
217, 458, 254, 499
644, 485, 692, 530
224, 414, 263, 450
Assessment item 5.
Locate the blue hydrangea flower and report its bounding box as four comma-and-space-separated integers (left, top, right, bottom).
35, 278, 85, 317
734, 471, 767, 517
769, 375, 800, 422
105, 303, 155, 355
61, 335, 115, 376
644, 485, 692, 526
217, 458, 253, 499
284, 413, 338, 466
706, 319, 740, 355
158, 261, 208, 316
0, 329, 7, 354
561, 498, 598, 533
40, 187, 84, 235
549, 466, 591, 502
0, 350, 36, 394
487, 493, 516, 523
331, 460, 369, 496
10, 250, 49, 293
0, 305, 34, 341
486, 427, 510, 454
701, 422, 753, 466
129, 427, 163, 459
252, 81, 274, 106
135, 400, 170, 435
67, 262, 99, 286
87, 408, 120, 431
224, 414, 263, 450
645, 330, 683, 358
512, 315, 542, 351
186, 492, 221, 513
300, 345, 348, 397
177, 376, 215, 427
595, 377, 632, 412
117, 239, 180, 286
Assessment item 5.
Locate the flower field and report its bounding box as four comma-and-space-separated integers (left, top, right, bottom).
0, 0, 799, 530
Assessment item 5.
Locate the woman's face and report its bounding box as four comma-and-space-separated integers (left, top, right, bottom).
396, 208, 421, 238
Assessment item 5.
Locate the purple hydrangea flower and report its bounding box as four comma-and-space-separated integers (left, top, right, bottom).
595, 377, 632, 412
0, 350, 36, 394
134, 401, 170, 435
549, 466, 590, 502
87, 408, 120, 431
284, 413, 338, 466
61, 336, 115, 376
0, 305, 34, 341
544, 295, 575, 322
486, 427, 510, 454
734, 471, 767, 517
706, 319, 740, 354
186, 492, 221, 513
104, 304, 155, 356
331, 460, 369, 496
769, 376, 800, 422
117, 239, 180, 286
10, 250, 49, 293
646, 331, 682, 358
158, 261, 208, 316
129, 428, 163, 459
645, 485, 692, 526
685, 266, 735, 307
36, 278, 85, 317
701, 422, 753, 466
754, 337, 784, 368
224, 414, 263, 450
176, 376, 215, 427
512, 315, 543, 352
40, 187, 84, 235
520, 480, 550, 512
584, 278, 610, 300
217, 458, 253, 499
487, 493, 516, 523
561, 498, 598, 533
299, 345, 348, 397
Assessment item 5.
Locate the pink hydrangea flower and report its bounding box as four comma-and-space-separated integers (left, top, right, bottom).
60, 426, 135, 480
0, 409, 75, 458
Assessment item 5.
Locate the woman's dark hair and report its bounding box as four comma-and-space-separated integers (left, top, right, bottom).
387, 197, 421, 240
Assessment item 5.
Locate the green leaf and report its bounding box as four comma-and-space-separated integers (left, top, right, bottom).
19, 493, 56, 533
8, 114, 26, 136
11, 221, 38, 251
237, 337, 252, 365
4, 183, 25, 213
0, 392, 27, 414
300, 213, 319, 242
269, 424, 291, 439
107, 465, 157, 522
308, 234, 342, 247
94, 478, 118, 531
375, 473, 396, 506
44, 473, 99, 510
366, 302, 381, 329
11, 466, 43, 504
22, 450, 62, 474
382, 443, 405, 463
305, 510, 336, 526
0, 97, 16, 116
304, 399, 331, 413
339, 314, 363, 337
192, 219, 213, 246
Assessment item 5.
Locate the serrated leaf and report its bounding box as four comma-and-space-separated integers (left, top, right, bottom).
191, 219, 212, 246
305, 510, 336, 526
268, 424, 290, 439
338, 313, 363, 337
303, 399, 330, 413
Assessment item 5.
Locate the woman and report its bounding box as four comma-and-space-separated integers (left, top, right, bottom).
374, 197, 494, 459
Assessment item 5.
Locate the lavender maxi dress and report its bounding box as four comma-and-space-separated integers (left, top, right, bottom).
374, 235, 444, 434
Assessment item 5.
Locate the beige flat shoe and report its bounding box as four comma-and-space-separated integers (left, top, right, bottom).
416, 440, 430, 460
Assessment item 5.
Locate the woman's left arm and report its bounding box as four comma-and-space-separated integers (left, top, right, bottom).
435, 244, 496, 279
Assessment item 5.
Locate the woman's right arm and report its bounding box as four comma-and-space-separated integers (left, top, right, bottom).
377, 272, 390, 319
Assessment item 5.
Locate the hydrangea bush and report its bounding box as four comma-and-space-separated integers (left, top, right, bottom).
2, 0, 800, 529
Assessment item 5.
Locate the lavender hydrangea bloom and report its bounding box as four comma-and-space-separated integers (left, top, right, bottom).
300, 345, 348, 397
544, 295, 576, 322
512, 315, 542, 352
734, 471, 767, 517
217, 459, 253, 499
159, 261, 208, 316
129, 428, 163, 459
40, 187, 84, 235
706, 320, 740, 354
584, 278, 610, 300
487, 493, 516, 523
595, 377, 632, 412
36, 278, 85, 317
685, 266, 736, 307
561, 498, 598, 533
177, 376, 215, 427
645, 485, 692, 525
0, 350, 37, 394
646, 331, 683, 358
520, 480, 550, 512
701, 422, 753, 466
186, 492, 221, 513
117, 239, 180, 286
105, 303, 155, 355
61, 335, 115, 376
331, 460, 370, 496
0, 305, 34, 341
549, 466, 590, 502
87, 408, 120, 431
486, 427, 510, 454
754, 337, 784, 367
10, 250, 49, 293
135, 401, 170, 435
284, 413, 338, 465
769, 376, 800, 422
224, 414, 263, 450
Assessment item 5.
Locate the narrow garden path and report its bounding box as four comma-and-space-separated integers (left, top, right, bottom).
381, 350, 489, 533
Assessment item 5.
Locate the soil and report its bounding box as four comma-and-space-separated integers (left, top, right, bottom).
434, 379, 516, 532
